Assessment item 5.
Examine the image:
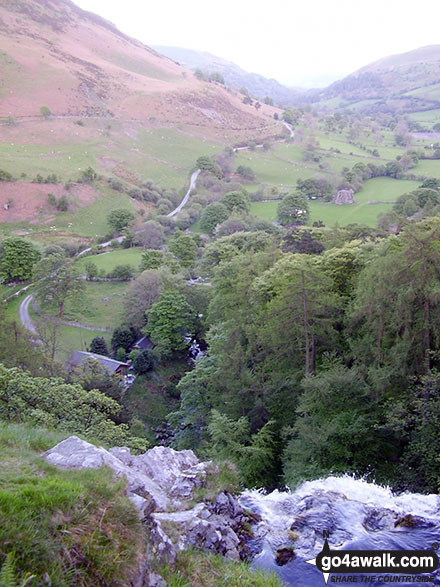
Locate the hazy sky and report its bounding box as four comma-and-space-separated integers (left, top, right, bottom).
74, 0, 440, 88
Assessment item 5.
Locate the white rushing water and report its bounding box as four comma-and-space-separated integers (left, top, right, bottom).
239, 475, 440, 586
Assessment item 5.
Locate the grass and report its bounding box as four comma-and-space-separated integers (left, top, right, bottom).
159, 549, 282, 587
76, 247, 144, 274
235, 149, 317, 186
405, 84, 440, 100
40, 281, 128, 329
29, 303, 112, 363
408, 108, 440, 123
414, 158, 440, 176
0, 421, 143, 586
54, 184, 138, 237
250, 177, 421, 227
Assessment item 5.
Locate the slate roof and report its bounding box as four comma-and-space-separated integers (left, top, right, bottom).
133, 336, 154, 351
66, 351, 129, 375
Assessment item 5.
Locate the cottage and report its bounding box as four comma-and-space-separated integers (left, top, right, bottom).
132, 335, 154, 351
65, 351, 129, 376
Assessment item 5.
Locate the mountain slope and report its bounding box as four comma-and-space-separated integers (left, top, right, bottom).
0, 0, 278, 134
314, 45, 440, 114
153, 45, 302, 106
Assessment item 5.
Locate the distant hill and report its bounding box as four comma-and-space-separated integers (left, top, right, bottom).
153, 45, 302, 106
314, 45, 440, 115
0, 0, 279, 136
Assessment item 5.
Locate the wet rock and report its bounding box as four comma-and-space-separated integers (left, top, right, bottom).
394, 514, 435, 529
275, 545, 295, 566
363, 508, 397, 532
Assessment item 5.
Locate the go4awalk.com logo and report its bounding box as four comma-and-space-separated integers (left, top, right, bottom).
306, 536, 439, 584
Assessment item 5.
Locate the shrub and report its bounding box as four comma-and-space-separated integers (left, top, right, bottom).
40, 106, 51, 118
107, 209, 136, 232
56, 195, 69, 211
110, 264, 134, 280
0, 169, 13, 181
132, 350, 154, 374
47, 193, 57, 206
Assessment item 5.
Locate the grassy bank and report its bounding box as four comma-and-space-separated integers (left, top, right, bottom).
0, 422, 143, 586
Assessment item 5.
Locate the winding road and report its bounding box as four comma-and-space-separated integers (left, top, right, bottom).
19, 294, 37, 334
18, 124, 292, 335
19, 169, 202, 334
167, 169, 201, 218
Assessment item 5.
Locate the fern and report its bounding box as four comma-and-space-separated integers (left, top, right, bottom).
0, 553, 35, 587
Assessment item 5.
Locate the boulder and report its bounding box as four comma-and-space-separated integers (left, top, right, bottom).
45, 437, 214, 512
45, 436, 169, 511
44, 437, 252, 575
275, 545, 295, 566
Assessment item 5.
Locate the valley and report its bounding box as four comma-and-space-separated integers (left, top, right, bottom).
2, 1, 440, 585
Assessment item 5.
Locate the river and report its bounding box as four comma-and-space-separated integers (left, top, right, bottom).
239, 475, 440, 586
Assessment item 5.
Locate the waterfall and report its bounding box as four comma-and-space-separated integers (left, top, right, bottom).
238, 475, 440, 586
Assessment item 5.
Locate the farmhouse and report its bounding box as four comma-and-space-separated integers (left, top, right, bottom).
66, 351, 130, 376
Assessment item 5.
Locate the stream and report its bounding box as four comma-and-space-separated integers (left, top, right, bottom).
239, 475, 440, 586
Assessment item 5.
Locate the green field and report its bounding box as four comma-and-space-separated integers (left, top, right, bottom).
56, 281, 127, 329
54, 186, 138, 237
414, 158, 440, 176
76, 247, 144, 273
405, 83, 440, 100
235, 149, 317, 185
250, 177, 420, 227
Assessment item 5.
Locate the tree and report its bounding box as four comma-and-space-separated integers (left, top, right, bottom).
70, 357, 124, 404
209, 71, 225, 84
143, 291, 195, 355
56, 195, 69, 211
196, 156, 222, 178
222, 190, 251, 215
385, 161, 403, 179
40, 106, 51, 118
0, 363, 146, 451
277, 192, 309, 225
84, 260, 98, 280
168, 231, 197, 268
110, 264, 134, 280
389, 370, 440, 492
90, 336, 109, 356
199, 202, 229, 233
0, 305, 47, 375
123, 267, 184, 329
263, 96, 274, 106
236, 165, 255, 181
79, 166, 97, 183
132, 350, 153, 374
107, 209, 136, 233
282, 230, 325, 255
208, 410, 277, 487
347, 221, 440, 384
111, 326, 136, 352
33, 254, 85, 318
282, 366, 383, 486
135, 220, 164, 249
254, 254, 341, 377
141, 249, 166, 273
0, 237, 41, 283
168, 355, 217, 449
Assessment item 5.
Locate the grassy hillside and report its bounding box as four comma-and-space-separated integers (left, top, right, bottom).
0, 422, 144, 586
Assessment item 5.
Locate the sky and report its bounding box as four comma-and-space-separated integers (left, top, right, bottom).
73, 0, 440, 88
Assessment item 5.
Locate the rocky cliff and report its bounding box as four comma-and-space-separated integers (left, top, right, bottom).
45, 436, 253, 586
